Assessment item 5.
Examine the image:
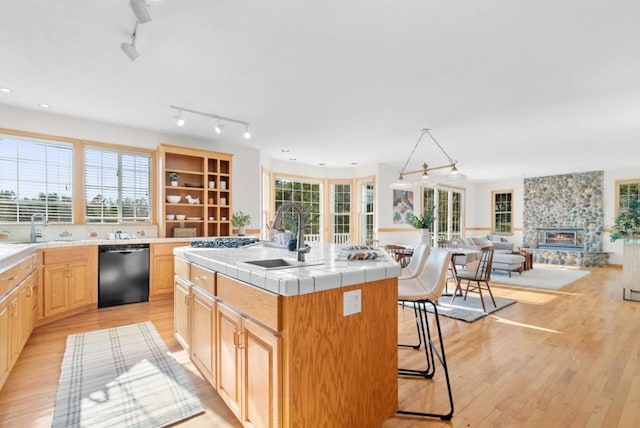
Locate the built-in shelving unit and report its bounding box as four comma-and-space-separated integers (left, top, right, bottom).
159, 144, 233, 238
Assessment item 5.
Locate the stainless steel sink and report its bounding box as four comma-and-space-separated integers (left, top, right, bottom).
239, 258, 323, 270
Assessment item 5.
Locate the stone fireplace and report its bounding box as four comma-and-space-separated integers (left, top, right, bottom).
523, 171, 608, 267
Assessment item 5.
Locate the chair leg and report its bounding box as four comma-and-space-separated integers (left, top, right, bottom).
398, 301, 434, 377
398, 301, 423, 350
484, 280, 497, 308
397, 300, 455, 420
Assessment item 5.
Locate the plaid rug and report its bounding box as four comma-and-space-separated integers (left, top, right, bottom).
52, 321, 204, 427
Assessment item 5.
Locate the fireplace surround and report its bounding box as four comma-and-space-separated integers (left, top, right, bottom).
537, 228, 585, 250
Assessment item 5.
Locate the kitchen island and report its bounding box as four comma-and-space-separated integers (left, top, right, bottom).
174, 242, 401, 427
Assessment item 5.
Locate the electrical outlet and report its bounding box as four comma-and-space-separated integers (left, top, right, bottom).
343, 289, 362, 316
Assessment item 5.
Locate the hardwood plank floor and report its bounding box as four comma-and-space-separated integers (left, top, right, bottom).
1, 266, 638, 427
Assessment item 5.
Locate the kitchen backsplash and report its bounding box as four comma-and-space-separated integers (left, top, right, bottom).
0, 224, 158, 242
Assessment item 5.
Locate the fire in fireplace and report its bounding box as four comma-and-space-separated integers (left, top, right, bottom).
537, 228, 585, 250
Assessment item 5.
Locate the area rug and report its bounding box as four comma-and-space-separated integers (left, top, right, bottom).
488, 266, 590, 290
404, 295, 516, 323
52, 321, 204, 428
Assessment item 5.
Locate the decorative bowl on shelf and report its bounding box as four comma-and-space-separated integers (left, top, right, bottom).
166, 214, 175, 220
176, 214, 186, 220
166, 195, 181, 203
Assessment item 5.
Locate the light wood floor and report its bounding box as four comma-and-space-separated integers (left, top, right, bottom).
1, 266, 639, 427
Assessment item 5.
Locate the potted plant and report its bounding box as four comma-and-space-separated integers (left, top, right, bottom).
407, 206, 436, 245
610, 199, 640, 243
232, 210, 251, 236
168, 172, 179, 187
611, 199, 640, 298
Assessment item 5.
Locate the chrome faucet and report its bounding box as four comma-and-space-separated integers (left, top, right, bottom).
30, 213, 48, 243
272, 202, 311, 262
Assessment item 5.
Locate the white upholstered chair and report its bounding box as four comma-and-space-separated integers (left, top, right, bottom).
397, 248, 454, 420
399, 232, 431, 280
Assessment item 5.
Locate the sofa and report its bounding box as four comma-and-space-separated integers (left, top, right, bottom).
451, 236, 525, 277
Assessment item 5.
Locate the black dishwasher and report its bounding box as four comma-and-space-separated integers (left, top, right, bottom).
98, 243, 150, 308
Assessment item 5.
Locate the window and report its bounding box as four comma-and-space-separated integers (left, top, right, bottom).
0, 134, 73, 223
360, 181, 375, 245
331, 183, 351, 244
274, 178, 321, 241
492, 190, 513, 234
616, 179, 640, 215
85, 147, 151, 223
423, 186, 464, 243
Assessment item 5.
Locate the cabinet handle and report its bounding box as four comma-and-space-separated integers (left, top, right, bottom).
26, 287, 33, 297
2, 275, 18, 281
233, 330, 239, 347
237, 331, 245, 350
184, 295, 189, 305
194, 275, 208, 281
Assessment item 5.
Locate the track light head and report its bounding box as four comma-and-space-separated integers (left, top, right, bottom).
120, 41, 139, 61
175, 111, 185, 127
214, 119, 225, 134
130, 0, 152, 24
243, 125, 251, 139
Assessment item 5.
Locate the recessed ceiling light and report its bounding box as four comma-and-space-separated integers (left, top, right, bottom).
281, 149, 290, 153
0, 87, 11, 93
38, 103, 51, 108
319, 162, 325, 166
350, 162, 358, 165
289, 158, 297, 161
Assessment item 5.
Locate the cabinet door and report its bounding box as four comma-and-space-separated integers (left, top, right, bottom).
0, 299, 9, 388
190, 287, 216, 385
152, 254, 175, 297
68, 261, 89, 309
174, 278, 190, 351
43, 264, 69, 317
217, 303, 242, 419
7, 290, 19, 367
241, 317, 281, 428
18, 279, 30, 350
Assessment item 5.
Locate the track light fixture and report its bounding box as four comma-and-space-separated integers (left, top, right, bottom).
130, 0, 152, 24
390, 128, 465, 189
121, 21, 140, 61
169, 105, 252, 139
214, 119, 225, 134
175, 110, 185, 127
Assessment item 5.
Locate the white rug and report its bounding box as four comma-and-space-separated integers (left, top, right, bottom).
489, 266, 590, 290
52, 321, 204, 428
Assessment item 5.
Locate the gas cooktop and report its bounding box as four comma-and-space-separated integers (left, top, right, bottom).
190, 237, 260, 248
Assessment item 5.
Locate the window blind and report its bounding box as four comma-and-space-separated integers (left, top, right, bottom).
0, 134, 73, 223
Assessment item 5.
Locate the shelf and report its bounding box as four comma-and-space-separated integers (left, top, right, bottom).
160, 143, 233, 238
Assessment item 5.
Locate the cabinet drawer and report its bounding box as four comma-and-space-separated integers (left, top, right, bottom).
153, 241, 190, 256
217, 274, 281, 332
43, 247, 89, 265
0, 263, 20, 297
190, 264, 215, 295
174, 257, 190, 280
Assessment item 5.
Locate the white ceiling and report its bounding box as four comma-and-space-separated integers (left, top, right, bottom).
1, 0, 639, 182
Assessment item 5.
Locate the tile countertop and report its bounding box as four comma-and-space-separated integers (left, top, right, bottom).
0, 237, 193, 265
175, 243, 402, 296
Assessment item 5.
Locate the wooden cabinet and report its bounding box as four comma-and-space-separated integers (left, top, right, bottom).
190, 286, 216, 385
216, 290, 281, 428
149, 241, 189, 299
42, 246, 97, 320
1, 252, 37, 391
174, 276, 191, 351
0, 296, 8, 388
217, 303, 243, 419
159, 144, 233, 238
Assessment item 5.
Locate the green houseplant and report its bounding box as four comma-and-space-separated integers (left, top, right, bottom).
407, 206, 436, 230
168, 172, 179, 186
610, 199, 640, 242
232, 210, 251, 236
